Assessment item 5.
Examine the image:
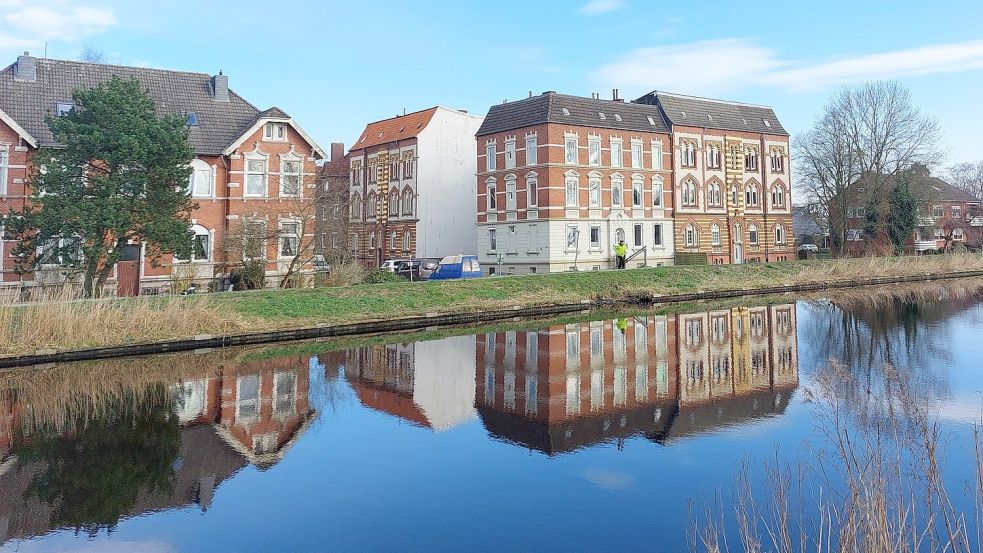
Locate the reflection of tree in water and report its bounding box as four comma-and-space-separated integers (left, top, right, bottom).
14, 384, 180, 537
803, 283, 983, 403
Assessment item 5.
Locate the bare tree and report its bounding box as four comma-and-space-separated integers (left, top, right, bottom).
795, 81, 942, 255
79, 46, 106, 64
220, 201, 319, 289
945, 160, 983, 200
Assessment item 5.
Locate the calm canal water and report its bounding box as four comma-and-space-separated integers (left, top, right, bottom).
1, 283, 982, 552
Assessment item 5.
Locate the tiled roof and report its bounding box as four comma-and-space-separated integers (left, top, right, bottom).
926, 177, 982, 203
476, 92, 670, 136
316, 157, 348, 179
635, 91, 788, 136
352, 107, 439, 150
0, 57, 268, 155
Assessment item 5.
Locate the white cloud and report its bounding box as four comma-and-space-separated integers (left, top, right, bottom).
578, 0, 625, 15
591, 38, 983, 96
582, 468, 636, 492
4, 3, 116, 42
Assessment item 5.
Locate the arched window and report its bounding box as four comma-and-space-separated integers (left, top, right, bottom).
708, 182, 721, 207
631, 176, 643, 207
734, 223, 742, 243
505, 175, 517, 210
350, 191, 362, 220
774, 224, 786, 244
389, 231, 397, 250
748, 224, 759, 245
526, 174, 538, 207
565, 175, 579, 207
350, 233, 358, 254
771, 185, 785, 208
685, 224, 698, 247
401, 187, 414, 216
615, 228, 626, 244
682, 179, 698, 207
710, 223, 721, 246
188, 159, 214, 197
745, 185, 758, 207
367, 192, 377, 220
176, 224, 210, 262
389, 189, 399, 217
731, 185, 738, 207
611, 178, 623, 207
402, 230, 412, 251
486, 178, 497, 211
369, 231, 376, 249
652, 176, 663, 207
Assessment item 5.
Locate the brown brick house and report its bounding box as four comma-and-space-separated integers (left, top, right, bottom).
0, 53, 325, 294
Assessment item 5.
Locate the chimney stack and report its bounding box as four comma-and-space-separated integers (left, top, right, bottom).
211, 71, 229, 102
612, 88, 619, 101
330, 142, 345, 162
15, 51, 36, 82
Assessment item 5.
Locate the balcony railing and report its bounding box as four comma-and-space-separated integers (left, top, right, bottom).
918, 216, 936, 226
914, 240, 938, 252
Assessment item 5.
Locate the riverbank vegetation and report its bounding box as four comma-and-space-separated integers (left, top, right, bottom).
1, 254, 983, 357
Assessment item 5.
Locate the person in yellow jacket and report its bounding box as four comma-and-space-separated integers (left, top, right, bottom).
614, 240, 627, 269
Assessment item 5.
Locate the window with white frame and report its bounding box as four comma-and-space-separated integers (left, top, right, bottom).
184, 224, 210, 261
633, 223, 643, 247
243, 220, 266, 261
525, 136, 537, 165
389, 231, 397, 250
37, 236, 82, 266
0, 148, 7, 196
744, 147, 758, 171
505, 140, 516, 169
631, 141, 643, 168
245, 156, 267, 197
611, 178, 623, 208
610, 140, 623, 168
488, 228, 497, 251
350, 191, 362, 220
706, 143, 721, 169
366, 192, 377, 220
389, 189, 399, 216
526, 175, 538, 207
505, 175, 517, 210
588, 178, 601, 207
731, 185, 738, 206
711, 223, 721, 246
565, 138, 578, 164
588, 139, 601, 166
684, 224, 697, 247
280, 158, 303, 197
652, 177, 663, 207
389, 158, 400, 181
708, 182, 721, 207
651, 141, 663, 169
632, 177, 643, 207
565, 176, 579, 207
952, 205, 961, 218
264, 122, 288, 141
403, 230, 412, 250
775, 224, 786, 244
401, 188, 414, 215
188, 159, 213, 197
954, 228, 965, 240
350, 233, 358, 255
273, 371, 296, 416
566, 225, 579, 250
933, 205, 944, 218
653, 223, 663, 246
681, 141, 697, 167
771, 185, 785, 207
589, 225, 601, 249
486, 179, 497, 211
368, 231, 376, 249
745, 184, 759, 207
279, 221, 300, 257
682, 179, 698, 207
847, 229, 863, 241
236, 375, 260, 421
749, 224, 759, 245
486, 143, 496, 171
770, 149, 785, 172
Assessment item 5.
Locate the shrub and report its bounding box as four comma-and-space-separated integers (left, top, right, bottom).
362, 269, 403, 284
230, 262, 265, 290
324, 262, 366, 287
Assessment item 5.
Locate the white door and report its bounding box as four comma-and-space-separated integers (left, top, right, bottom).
734, 244, 743, 264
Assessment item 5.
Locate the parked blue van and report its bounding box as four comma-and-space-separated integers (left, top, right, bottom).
428, 255, 482, 280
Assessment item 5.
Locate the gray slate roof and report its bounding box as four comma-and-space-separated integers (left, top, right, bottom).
0, 57, 282, 155
635, 91, 788, 136
477, 92, 670, 136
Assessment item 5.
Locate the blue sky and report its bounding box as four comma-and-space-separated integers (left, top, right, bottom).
3, 0, 983, 171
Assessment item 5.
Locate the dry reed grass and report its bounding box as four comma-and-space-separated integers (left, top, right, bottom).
690, 360, 983, 553
0, 286, 245, 356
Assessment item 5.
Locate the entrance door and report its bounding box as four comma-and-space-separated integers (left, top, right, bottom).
733, 224, 743, 264
116, 244, 141, 297
734, 244, 743, 264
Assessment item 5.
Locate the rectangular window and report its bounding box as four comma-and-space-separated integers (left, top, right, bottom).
273, 372, 296, 416
526, 178, 537, 207
610, 141, 622, 168
0, 149, 7, 195
631, 142, 643, 168
245, 158, 267, 197
653, 224, 663, 246
528, 224, 538, 253
588, 179, 600, 207
505, 140, 516, 169
651, 142, 663, 169
507, 225, 517, 253
487, 183, 497, 211
236, 375, 260, 420
190, 166, 212, 197
632, 179, 643, 207
264, 122, 288, 141
506, 179, 517, 210
711, 225, 721, 245
565, 178, 578, 207
933, 205, 944, 218
565, 138, 578, 164
566, 225, 579, 250
652, 180, 663, 207
486, 144, 496, 171
488, 228, 497, 251
192, 232, 209, 260
281, 159, 302, 197
525, 136, 537, 165
588, 140, 601, 166
279, 221, 299, 257
633, 224, 643, 247
611, 180, 623, 208
590, 225, 601, 249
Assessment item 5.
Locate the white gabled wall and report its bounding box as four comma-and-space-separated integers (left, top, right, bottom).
415, 107, 484, 259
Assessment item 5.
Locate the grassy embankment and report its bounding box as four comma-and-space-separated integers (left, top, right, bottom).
1, 254, 982, 357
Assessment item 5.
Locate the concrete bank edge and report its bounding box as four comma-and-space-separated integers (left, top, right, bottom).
2, 269, 982, 369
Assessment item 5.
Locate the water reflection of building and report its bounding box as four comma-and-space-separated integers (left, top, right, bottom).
342, 336, 477, 431
0, 353, 316, 545
477, 305, 798, 454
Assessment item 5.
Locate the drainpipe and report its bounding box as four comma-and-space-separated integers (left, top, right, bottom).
761, 135, 769, 262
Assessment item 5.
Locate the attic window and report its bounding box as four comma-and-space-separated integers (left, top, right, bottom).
707, 114, 713, 121
762, 119, 771, 127
614, 114, 622, 122
680, 111, 686, 117
186, 112, 199, 126
399, 126, 405, 132
416, 123, 422, 129
561, 108, 570, 116
56, 102, 74, 117
598, 112, 606, 120
741, 118, 748, 125
378, 131, 384, 137
263, 122, 287, 141
647, 116, 657, 125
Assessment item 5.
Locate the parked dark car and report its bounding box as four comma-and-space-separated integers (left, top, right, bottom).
395, 259, 439, 281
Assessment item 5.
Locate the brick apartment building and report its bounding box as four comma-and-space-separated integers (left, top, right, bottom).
476, 91, 676, 274
314, 141, 349, 262
838, 165, 983, 255
634, 91, 794, 264
0, 53, 325, 294
348, 106, 483, 267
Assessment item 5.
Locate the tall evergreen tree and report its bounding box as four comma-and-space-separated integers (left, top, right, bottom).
887, 178, 918, 255
6, 77, 195, 297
